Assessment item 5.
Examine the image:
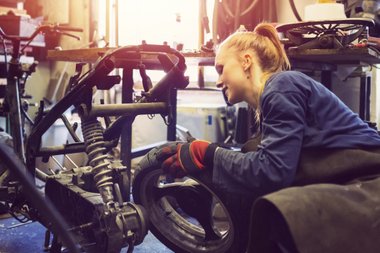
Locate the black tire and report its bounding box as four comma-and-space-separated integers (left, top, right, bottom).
132, 147, 253, 253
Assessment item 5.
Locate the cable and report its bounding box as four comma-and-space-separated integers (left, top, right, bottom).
288, 0, 303, 21
234, 0, 242, 30
222, 0, 260, 18
241, 0, 260, 16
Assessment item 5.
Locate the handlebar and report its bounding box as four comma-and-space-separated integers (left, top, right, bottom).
0, 24, 83, 42
52, 26, 83, 33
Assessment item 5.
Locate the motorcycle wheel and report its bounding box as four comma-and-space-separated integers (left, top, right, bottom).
132, 147, 251, 253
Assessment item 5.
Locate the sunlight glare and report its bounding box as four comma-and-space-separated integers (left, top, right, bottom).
118, 0, 199, 49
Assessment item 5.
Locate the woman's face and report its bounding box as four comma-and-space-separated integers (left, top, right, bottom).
215, 47, 250, 104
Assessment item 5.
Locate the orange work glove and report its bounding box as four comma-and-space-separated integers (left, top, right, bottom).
158, 140, 217, 178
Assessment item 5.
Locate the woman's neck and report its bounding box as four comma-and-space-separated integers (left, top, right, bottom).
246, 64, 265, 107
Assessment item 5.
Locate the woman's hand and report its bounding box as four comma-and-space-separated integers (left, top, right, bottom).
156, 140, 216, 178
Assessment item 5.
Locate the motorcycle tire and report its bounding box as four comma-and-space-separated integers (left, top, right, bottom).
132, 147, 253, 253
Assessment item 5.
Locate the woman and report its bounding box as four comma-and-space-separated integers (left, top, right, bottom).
158, 23, 380, 192
156, 23, 380, 252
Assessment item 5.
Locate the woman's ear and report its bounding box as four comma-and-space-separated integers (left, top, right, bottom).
242, 53, 252, 71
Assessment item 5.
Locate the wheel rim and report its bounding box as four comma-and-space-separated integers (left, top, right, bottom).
136, 169, 235, 253
276, 19, 374, 48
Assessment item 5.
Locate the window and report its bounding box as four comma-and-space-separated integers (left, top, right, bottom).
96, 0, 217, 89
97, 0, 212, 49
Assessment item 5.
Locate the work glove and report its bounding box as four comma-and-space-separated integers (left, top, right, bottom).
157, 140, 218, 178
155, 141, 183, 161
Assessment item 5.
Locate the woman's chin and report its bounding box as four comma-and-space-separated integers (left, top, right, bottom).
227, 93, 243, 104
227, 97, 238, 105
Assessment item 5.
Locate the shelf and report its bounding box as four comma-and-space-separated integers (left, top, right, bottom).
287, 47, 380, 65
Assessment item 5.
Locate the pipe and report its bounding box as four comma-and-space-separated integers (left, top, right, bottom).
80, 102, 168, 118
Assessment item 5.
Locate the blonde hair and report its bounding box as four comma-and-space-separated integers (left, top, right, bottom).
220, 22, 290, 123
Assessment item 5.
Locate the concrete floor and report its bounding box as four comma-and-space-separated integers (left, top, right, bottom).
0, 214, 173, 253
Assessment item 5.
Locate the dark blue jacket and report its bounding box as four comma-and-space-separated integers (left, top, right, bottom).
212, 71, 380, 195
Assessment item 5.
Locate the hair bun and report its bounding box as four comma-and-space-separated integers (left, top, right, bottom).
254, 23, 277, 38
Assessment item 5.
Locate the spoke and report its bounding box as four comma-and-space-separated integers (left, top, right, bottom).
340, 24, 354, 32
330, 23, 339, 31
311, 25, 324, 33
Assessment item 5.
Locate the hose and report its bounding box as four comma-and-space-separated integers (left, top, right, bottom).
288, 0, 303, 21
222, 0, 260, 18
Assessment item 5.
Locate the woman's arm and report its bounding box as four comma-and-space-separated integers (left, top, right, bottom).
212, 91, 307, 195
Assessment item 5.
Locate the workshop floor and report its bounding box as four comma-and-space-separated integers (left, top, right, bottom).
0, 214, 173, 253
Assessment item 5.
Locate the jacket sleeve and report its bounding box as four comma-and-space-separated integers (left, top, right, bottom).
212, 91, 307, 195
